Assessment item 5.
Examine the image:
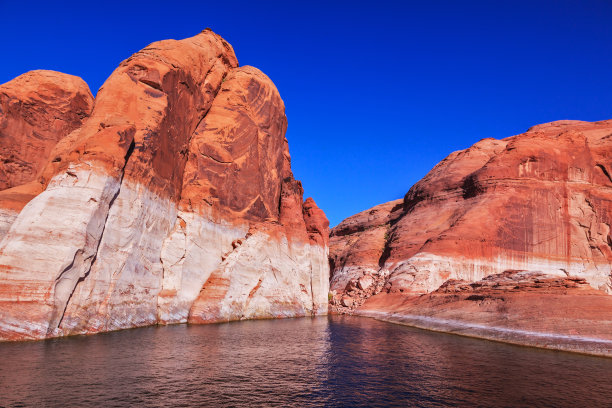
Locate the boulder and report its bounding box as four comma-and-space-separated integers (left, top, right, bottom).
340, 296, 354, 308
357, 275, 374, 291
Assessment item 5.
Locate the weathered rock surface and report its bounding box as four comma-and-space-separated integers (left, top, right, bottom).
0, 29, 329, 341
329, 199, 403, 302
0, 70, 94, 191
359, 270, 612, 356
0, 71, 94, 237
330, 119, 612, 354
331, 120, 612, 304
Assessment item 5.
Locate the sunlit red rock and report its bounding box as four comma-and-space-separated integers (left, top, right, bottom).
329, 199, 403, 299
331, 120, 612, 300
0, 70, 94, 191
329, 119, 612, 353
359, 270, 612, 356
0, 29, 329, 341
303, 197, 330, 246
0, 71, 94, 237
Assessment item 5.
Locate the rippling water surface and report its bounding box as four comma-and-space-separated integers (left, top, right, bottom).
1, 315, 611, 407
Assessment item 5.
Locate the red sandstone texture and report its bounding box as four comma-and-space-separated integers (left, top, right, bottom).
330, 119, 612, 355
303, 197, 330, 246
0, 29, 329, 341
0, 70, 94, 191
359, 271, 612, 356
0, 71, 94, 219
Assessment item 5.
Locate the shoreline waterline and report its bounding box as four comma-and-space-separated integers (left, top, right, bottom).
356, 309, 612, 358
1, 315, 612, 406
5, 310, 612, 359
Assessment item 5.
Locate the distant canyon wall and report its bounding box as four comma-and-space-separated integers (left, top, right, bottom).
330, 119, 612, 310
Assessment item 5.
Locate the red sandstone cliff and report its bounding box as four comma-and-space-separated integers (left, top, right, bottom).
329, 119, 612, 355
0, 29, 329, 341
0, 70, 94, 191
0, 71, 94, 236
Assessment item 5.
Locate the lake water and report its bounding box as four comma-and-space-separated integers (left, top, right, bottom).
1, 315, 611, 407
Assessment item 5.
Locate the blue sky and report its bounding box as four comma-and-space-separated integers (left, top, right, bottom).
1, 1, 611, 226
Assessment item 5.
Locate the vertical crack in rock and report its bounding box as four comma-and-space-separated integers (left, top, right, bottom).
377, 226, 394, 269
50, 139, 136, 333
247, 277, 263, 299
49, 249, 92, 331
243, 275, 264, 317
157, 215, 188, 321
596, 163, 612, 184
309, 262, 316, 315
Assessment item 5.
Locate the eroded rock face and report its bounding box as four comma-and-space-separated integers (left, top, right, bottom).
0, 29, 329, 341
0, 71, 94, 237
329, 199, 403, 302
0, 70, 94, 191
330, 120, 612, 309
359, 270, 612, 356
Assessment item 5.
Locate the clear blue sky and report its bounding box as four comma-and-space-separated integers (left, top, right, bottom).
1, 1, 611, 226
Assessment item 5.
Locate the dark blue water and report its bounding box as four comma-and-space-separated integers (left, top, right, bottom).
0, 315, 611, 407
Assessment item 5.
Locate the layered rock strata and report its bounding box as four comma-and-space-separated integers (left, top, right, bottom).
359, 271, 612, 356
329, 119, 612, 354
331, 120, 612, 304
0, 71, 94, 236
0, 29, 329, 341
0, 70, 94, 190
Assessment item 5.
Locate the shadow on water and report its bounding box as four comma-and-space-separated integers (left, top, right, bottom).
0, 315, 611, 407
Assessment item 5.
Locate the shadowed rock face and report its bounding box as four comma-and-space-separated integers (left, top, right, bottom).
330, 120, 612, 312
0, 29, 329, 341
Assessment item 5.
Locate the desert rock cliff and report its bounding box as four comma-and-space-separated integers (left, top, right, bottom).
0, 70, 94, 191
0, 29, 329, 341
330, 119, 612, 310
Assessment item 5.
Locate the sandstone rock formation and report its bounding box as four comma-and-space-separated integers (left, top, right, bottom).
0, 29, 329, 341
329, 199, 403, 311
0, 71, 94, 191
359, 270, 612, 356
330, 119, 612, 313
0, 71, 94, 237
329, 120, 612, 355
